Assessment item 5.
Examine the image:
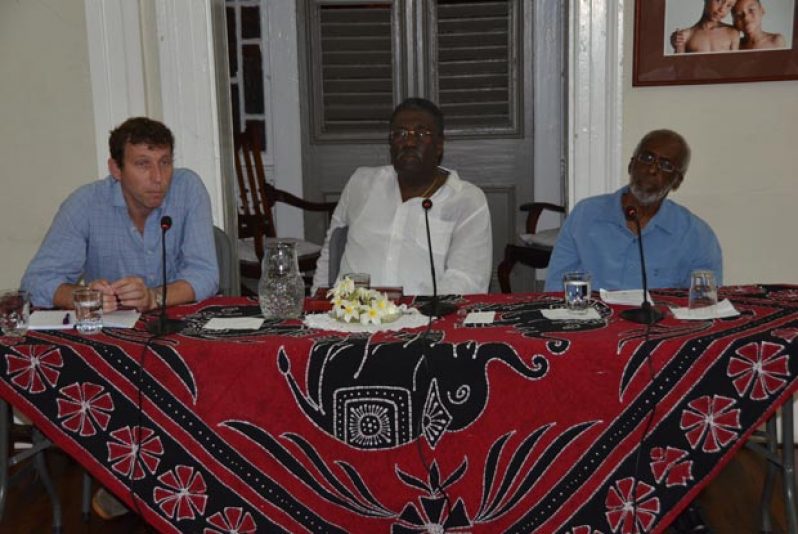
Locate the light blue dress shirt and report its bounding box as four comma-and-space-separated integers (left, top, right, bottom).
21, 169, 219, 307
544, 187, 722, 291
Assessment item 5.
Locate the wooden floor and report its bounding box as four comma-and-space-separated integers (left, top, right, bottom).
0, 447, 792, 533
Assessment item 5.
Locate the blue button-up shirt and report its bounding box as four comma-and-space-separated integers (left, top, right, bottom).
544, 187, 722, 291
21, 169, 219, 307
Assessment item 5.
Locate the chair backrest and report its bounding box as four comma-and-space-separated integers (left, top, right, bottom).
233, 125, 337, 263
327, 226, 348, 287
234, 126, 275, 258
213, 226, 235, 296
521, 202, 566, 235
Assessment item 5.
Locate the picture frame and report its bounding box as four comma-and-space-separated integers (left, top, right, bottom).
633, 0, 798, 86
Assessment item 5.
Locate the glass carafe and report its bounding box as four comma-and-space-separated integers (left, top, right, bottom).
257, 241, 305, 319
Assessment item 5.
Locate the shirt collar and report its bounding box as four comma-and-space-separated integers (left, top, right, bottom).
602, 185, 678, 235
110, 177, 127, 208
387, 166, 461, 199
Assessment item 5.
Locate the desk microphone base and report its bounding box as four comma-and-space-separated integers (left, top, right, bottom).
621, 305, 664, 325
146, 317, 185, 336
418, 299, 457, 318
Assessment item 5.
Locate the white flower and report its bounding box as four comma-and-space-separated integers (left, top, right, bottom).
360, 302, 383, 325
341, 301, 360, 323
328, 277, 398, 324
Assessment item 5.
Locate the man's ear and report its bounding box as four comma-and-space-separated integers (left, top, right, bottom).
628, 157, 634, 175
671, 173, 684, 192
108, 157, 122, 180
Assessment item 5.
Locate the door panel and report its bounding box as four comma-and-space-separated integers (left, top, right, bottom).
299, 0, 565, 293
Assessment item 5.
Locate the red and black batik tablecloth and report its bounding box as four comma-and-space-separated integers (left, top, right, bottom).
1, 285, 797, 533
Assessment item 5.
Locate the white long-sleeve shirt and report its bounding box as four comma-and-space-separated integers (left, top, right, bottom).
311, 165, 492, 296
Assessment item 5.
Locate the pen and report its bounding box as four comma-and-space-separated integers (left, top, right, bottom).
63, 313, 70, 325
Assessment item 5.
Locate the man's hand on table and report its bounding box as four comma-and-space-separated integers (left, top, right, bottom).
87, 279, 120, 313
110, 276, 155, 312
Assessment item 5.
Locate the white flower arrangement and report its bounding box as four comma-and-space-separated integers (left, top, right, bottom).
327, 276, 401, 325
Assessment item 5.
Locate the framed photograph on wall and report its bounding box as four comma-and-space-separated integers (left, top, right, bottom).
634, 0, 798, 86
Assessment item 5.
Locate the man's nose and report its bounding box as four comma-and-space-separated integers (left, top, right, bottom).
403, 134, 419, 147
151, 165, 164, 184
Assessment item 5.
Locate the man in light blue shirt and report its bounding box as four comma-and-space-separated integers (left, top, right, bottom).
545, 129, 722, 291
22, 117, 218, 311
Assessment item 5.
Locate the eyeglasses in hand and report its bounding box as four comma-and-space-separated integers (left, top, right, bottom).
635, 150, 680, 174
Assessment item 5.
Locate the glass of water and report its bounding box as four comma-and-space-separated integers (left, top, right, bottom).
689, 270, 718, 309
73, 287, 103, 335
563, 271, 592, 314
0, 289, 30, 337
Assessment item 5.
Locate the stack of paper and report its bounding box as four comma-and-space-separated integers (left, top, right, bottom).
670, 299, 740, 320
599, 289, 654, 306
541, 308, 602, 320
28, 309, 141, 330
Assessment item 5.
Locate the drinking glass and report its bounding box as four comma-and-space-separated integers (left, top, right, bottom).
0, 289, 30, 337
73, 287, 103, 335
689, 270, 718, 309
563, 271, 591, 314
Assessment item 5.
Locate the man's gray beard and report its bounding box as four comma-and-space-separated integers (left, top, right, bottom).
630, 183, 670, 206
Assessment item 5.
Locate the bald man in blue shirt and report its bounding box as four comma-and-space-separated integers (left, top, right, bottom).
545, 129, 722, 292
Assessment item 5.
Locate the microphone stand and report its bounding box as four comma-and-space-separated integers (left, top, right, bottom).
620, 207, 664, 325
147, 216, 185, 335
417, 198, 457, 318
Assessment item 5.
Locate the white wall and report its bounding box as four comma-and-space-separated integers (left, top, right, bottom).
0, 0, 97, 289
621, 7, 798, 286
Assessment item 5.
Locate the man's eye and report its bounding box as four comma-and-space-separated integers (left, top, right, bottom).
660, 160, 675, 172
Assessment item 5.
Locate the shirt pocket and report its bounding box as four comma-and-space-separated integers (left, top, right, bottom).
413, 218, 455, 259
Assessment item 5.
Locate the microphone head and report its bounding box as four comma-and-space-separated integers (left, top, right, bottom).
160, 215, 173, 231
624, 206, 638, 221
421, 198, 433, 210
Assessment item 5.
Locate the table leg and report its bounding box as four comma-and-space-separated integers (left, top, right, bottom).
782, 398, 798, 534
0, 399, 9, 519
760, 417, 778, 533
32, 428, 62, 533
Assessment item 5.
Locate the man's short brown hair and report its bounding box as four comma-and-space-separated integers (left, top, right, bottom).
109, 117, 174, 169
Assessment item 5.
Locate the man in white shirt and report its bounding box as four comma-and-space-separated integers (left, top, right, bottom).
312, 98, 492, 295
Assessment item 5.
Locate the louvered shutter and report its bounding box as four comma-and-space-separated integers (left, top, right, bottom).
308, 2, 398, 141
306, 0, 521, 141
429, 0, 520, 135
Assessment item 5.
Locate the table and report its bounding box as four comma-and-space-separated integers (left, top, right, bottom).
2, 285, 797, 533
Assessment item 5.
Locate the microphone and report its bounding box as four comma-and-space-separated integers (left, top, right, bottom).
417, 198, 457, 317
620, 206, 663, 324
147, 215, 185, 335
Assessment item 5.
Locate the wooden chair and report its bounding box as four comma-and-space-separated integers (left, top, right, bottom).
497, 202, 565, 293
233, 126, 336, 288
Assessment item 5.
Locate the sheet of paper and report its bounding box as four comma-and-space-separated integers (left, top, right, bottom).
671, 299, 740, 320
599, 289, 654, 306
103, 309, 141, 329
29, 310, 75, 330
203, 317, 264, 330
541, 308, 602, 320
463, 311, 496, 325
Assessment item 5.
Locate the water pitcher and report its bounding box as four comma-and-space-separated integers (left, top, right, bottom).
258, 241, 305, 319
